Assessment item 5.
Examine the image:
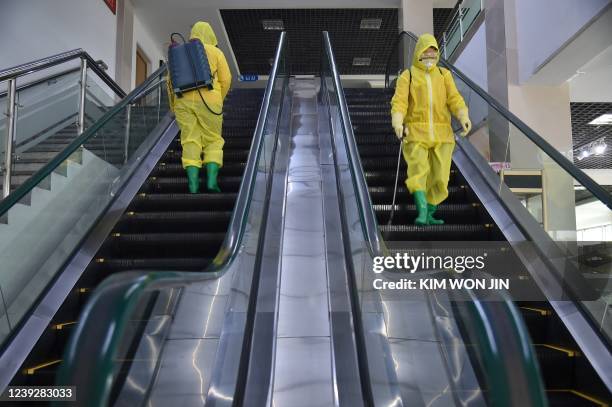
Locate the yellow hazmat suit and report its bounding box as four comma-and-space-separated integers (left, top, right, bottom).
390, 33, 469, 224
167, 22, 232, 170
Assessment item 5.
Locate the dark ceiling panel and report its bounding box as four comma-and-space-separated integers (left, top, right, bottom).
570, 102, 612, 170
221, 8, 398, 75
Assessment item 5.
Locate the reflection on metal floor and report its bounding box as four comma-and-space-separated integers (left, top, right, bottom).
273, 79, 334, 406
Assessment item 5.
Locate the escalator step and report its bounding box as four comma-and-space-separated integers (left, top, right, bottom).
365, 170, 458, 187
360, 157, 460, 172
379, 224, 493, 241
162, 149, 248, 162
518, 307, 551, 343
535, 345, 576, 388
373, 203, 481, 224
151, 162, 246, 177
141, 176, 242, 193
546, 390, 607, 407
129, 193, 237, 211
104, 232, 226, 257
368, 185, 470, 204
352, 126, 394, 135
116, 211, 232, 233
93, 257, 214, 272
169, 137, 253, 149
355, 134, 398, 145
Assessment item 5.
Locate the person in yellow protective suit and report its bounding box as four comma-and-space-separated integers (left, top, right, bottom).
390, 33, 471, 225
167, 22, 232, 193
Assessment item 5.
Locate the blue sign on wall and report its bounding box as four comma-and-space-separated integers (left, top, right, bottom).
240, 74, 259, 82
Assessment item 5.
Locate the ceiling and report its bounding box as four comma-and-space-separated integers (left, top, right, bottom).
131, 0, 400, 78
433, 0, 457, 7
570, 102, 612, 170
221, 8, 398, 75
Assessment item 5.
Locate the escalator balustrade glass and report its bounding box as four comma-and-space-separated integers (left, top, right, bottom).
0, 68, 169, 351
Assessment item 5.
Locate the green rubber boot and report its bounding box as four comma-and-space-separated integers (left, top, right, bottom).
426, 203, 444, 225
413, 191, 428, 225
185, 166, 200, 194
206, 162, 221, 192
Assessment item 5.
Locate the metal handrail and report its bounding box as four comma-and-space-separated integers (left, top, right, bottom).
56, 32, 288, 407
322, 32, 386, 257
0, 63, 164, 216
0, 49, 125, 97
386, 31, 612, 210
1, 49, 126, 197
437, 0, 464, 43
0, 60, 107, 100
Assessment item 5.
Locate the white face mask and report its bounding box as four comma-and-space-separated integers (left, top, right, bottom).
422, 58, 436, 68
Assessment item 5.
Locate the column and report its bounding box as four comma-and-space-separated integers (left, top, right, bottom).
400, 0, 434, 35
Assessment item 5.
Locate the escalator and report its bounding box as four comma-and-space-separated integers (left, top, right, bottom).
344, 57, 611, 407
0, 33, 289, 406
7, 87, 263, 388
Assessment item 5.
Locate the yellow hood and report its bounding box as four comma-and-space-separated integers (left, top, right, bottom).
190, 21, 217, 46
412, 33, 439, 71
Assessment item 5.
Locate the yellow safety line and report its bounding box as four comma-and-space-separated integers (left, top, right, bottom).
52, 321, 77, 330
520, 306, 552, 316
548, 390, 608, 407
24, 360, 62, 375
539, 344, 577, 357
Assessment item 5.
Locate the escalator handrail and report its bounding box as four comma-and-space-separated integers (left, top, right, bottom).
450, 285, 548, 407
322, 31, 387, 257
0, 63, 165, 217
385, 31, 611, 210
56, 32, 288, 407
0, 48, 125, 98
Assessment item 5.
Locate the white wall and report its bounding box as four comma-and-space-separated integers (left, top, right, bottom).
569, 44, 612, 102
513, 0, 609, 84
453, 21, 487, 91
400, 0, 433, 36
131, 13, 166, 89
0, 0, 118, 79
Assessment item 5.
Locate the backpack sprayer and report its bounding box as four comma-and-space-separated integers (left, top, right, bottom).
168, 32, 222, 115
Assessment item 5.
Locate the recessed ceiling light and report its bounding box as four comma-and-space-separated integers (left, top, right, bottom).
594, 143, 607, 155
588, 114, 612, 125
352, 57, 371, 66
262, 20, 284, 31
360, 18, 382, 29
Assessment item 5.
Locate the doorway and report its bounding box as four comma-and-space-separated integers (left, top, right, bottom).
136, 47, 149, 87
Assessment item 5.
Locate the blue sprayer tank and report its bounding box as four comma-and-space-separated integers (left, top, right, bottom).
168, 34, 213, 97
